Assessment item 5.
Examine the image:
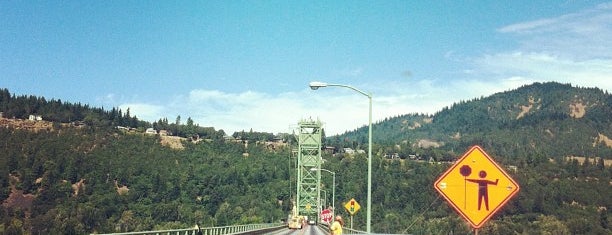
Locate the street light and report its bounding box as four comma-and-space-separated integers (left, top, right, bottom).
320, 189, 327, 209
309, 81, 373, 233
311, 168, 336, 218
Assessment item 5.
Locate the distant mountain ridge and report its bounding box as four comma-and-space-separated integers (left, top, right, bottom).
334, 82, 612, 161
1, 82, 610, 161
1, 82, 610, 234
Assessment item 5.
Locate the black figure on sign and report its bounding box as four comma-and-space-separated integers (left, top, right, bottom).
466, 170, 498, 210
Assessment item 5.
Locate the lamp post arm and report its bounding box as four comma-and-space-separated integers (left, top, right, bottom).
326, 84, 372, 98
308, 81, 372, 233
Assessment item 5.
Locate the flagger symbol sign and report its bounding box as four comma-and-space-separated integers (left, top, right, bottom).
434, 145, 519, 228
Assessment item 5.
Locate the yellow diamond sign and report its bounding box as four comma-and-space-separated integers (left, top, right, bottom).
344, 198, 360, 216
434, 145, 519, 228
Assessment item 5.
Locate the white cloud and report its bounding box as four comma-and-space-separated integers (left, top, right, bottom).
470, 3, 612, 92
498, 18, 559, 33
121, 89, 317, 135
497, 3, 612, 60
473, 52, 612, 91
119, 79, 477, 136
122, 3, 612, 136
123, 71, 575, 136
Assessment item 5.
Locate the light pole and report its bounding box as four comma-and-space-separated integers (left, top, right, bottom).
320, 189, 327, 209
309, 81, 372, 233
311, 168, 335, 217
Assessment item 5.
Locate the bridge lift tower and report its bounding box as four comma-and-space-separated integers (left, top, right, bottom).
296, 118, 322, 220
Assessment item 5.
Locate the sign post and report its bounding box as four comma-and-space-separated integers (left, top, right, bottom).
434, 145, 519, 230
344, 198, 361, 230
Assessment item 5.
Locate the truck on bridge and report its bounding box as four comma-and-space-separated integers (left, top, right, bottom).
287, 215, 303, 229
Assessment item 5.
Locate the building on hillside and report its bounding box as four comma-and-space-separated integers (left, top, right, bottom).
71, 121, 86, 127
271, 136, 284, 143
145, 128, 157, 135
159, 130, 171, 136
508, 165, 518, 172
28, 114, 42, 121
323, 146, 336, 154
385, 153, 400, 159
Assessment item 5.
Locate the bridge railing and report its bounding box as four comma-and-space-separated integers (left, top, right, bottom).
319, 222, 367, 234
91, 223, 285, 235
344, 227, 367, 234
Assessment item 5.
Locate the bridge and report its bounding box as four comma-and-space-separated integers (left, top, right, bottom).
91, 223, 367, 235
93, 119, 372, 235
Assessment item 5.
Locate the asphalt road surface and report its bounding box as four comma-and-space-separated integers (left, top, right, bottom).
264, 224, 328, 235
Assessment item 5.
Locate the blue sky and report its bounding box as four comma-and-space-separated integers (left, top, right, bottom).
2, 1, 611, 135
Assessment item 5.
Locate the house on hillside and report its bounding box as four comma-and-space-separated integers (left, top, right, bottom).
71, 121, 86, 127
28, 114, 42, 121
508, 165, 518, 172
145, 128, 157, 135
271, 136, 285, 143
385, 153, 400, 159
159, 130, 171, 136
323, 146, 336, 154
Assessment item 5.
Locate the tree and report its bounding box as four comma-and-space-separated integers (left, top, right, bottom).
175, 115, 181, 126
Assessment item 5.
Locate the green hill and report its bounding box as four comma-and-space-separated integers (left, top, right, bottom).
0, 82, 610, 234
333, 82, 612, 162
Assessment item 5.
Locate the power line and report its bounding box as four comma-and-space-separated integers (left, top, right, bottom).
403, 195, 441, 234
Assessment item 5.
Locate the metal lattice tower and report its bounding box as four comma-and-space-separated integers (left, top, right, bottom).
296, 118, 322, 218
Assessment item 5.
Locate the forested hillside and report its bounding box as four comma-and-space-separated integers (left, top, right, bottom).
0, 127, 293, 234
1, 82, 611, 234
334, 82, 612, 162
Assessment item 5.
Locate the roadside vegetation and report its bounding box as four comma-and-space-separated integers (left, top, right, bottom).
0, 82, 610, 234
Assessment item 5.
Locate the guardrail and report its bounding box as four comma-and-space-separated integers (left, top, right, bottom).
91, 223, 285, 235
319, 222, 366, 234
344, 227, 367, 234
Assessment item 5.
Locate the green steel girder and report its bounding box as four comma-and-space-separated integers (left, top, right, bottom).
296, 118, 322, 217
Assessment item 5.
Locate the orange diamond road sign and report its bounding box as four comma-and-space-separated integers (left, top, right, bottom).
434, 145, 519, 228
344, 198, 360, 216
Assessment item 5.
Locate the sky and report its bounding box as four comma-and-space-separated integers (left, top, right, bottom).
2, 1, 611, 135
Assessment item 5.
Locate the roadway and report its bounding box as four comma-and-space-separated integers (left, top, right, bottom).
264, 224, 328, 235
